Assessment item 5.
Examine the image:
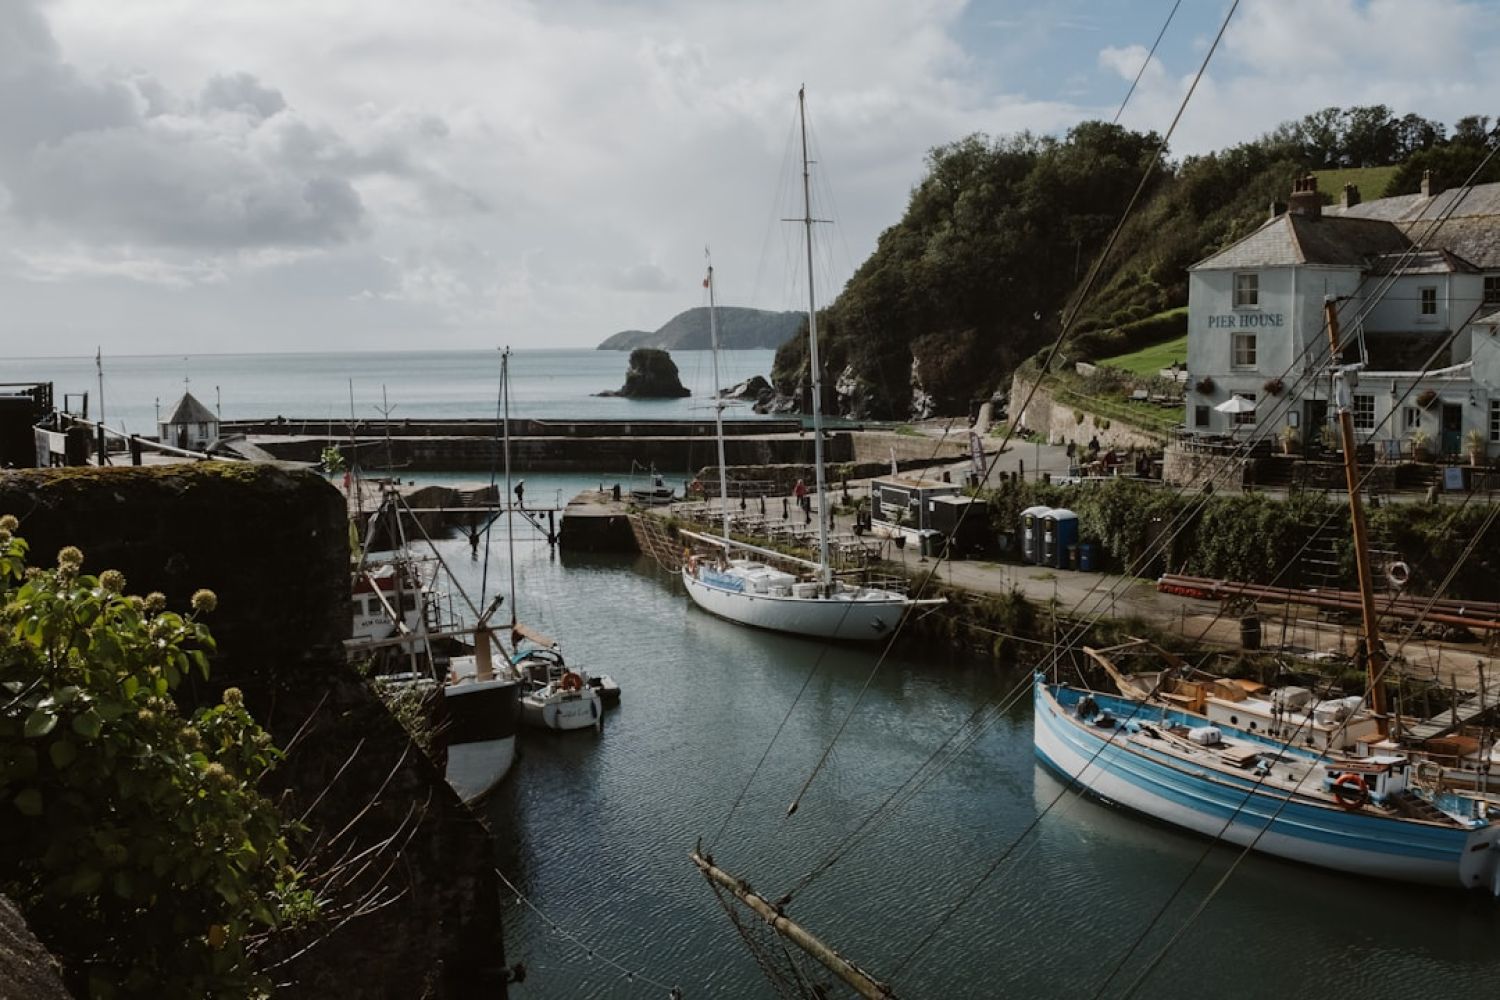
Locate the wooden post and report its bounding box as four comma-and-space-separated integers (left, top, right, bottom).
1325, 299, 1388, 736
691, 851, 895, 1000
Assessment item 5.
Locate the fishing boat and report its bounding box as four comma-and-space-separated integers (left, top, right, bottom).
680, 90, 942, 641
1034, 299, 1500, 893
349, 485, 522, 804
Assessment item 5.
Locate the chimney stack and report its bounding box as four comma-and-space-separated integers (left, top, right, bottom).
1268, 199, 1287, 219
1421, 169, 1441, 198
1342, 183, 1361, 209
1287, 174, 1321, 220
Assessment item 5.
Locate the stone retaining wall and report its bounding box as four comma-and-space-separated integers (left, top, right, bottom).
1008, 373, 1167, 451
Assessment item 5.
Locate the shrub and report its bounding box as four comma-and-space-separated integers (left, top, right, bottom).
0, 532, 315, 998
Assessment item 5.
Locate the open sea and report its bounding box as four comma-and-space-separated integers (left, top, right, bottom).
0, 349, 781, 434
10, 350, 1500, 997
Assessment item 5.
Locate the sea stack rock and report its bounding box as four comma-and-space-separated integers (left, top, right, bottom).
601, 347, 691, 398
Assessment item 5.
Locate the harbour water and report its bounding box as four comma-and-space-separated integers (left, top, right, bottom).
432, 473, 1500, 1000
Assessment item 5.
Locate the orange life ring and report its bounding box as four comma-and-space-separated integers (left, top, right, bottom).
560, 671, 583, 692
1331, 772, 1369, 811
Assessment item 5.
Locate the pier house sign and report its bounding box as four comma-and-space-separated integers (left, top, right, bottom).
1208, 312, 1285, 329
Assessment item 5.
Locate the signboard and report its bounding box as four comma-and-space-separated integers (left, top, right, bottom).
1444, 466, 1466, 491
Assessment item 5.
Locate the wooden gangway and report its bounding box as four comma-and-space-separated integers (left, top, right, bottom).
1406, 687, 1500, 742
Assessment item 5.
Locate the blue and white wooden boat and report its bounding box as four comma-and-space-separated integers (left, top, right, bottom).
1033, 677, 1500, 892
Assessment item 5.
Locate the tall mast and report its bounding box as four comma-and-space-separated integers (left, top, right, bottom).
1324, 298, 1388, 737
798, 86, 832, 583
706, 254, 732, 539
95, 348, 108, 465
502, 348, 518, 629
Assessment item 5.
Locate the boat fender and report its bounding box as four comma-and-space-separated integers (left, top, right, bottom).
1331, 772, 1369, 811
1386, 561, 1411, 588
560, 671, 584, 692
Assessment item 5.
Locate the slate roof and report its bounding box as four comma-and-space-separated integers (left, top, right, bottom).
1366, 248, 1479, 275
1190, 213, 1410, 270
164, 391, 217, 426
1326, 181, 1500, 269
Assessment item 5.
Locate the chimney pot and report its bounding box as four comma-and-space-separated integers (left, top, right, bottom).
1269, 200, 1287, 219
1287, 174, 1322, 220
1342, 183, 1361, 208
1421, 169, 1440, 198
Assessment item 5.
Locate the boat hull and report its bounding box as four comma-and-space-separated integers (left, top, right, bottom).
1032, 679, 1500, 891
442, 676, 522, 804
521, 688, 602, 731
681, 567, 908, 641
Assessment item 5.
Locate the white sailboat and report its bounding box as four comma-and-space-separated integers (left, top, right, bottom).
681, 89, 943, 641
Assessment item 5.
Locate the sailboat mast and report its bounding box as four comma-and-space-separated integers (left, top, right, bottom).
95, 348, 108, 466
706, 257, 732, 539
1323, 299, 1389, 736
798, 86, 832, 583
502, 348, 518, 630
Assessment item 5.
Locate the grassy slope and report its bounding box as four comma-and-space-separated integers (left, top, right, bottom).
1097, 334, 1189, 376
1312, 164, 1400, 202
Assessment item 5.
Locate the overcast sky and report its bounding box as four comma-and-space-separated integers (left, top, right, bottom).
2, 0, 1497, 356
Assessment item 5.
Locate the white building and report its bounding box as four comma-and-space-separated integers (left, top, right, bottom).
1185, 175, 1500, 460
159, 390, 219, 452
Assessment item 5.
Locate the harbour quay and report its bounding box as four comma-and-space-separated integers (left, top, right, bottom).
219, 417, 966, 473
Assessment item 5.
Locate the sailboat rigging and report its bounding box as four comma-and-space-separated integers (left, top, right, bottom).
680, 88, 943, 641
1033, 297, 1500, 893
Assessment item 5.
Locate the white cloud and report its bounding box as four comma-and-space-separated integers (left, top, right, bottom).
0, 0, 1495, 355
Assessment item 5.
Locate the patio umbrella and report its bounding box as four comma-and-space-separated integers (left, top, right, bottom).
1214, 394, 1256, 415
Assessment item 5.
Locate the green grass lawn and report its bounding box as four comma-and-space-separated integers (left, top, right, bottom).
1313, 164, 1401, 203
1097, 334, 1188, 376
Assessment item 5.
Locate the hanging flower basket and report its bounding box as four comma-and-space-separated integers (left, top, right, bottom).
1262, 377, 1284, 396
1194, 376, 1215, 394
1416, 388, 1438, 409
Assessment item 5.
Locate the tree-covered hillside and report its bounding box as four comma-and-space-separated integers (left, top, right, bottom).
598, 306, 802, 350
771, 105, 1500, 420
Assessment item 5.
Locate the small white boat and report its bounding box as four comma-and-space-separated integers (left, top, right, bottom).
513, 641, 607, 732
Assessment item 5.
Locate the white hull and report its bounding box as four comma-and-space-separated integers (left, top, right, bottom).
521, 688, 602, 731
1034, 681, 1500, 891
682, 566, 910, 641
445, 735, 517, 804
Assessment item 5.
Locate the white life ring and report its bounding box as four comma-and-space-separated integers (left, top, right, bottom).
1386, 561, 1411, 588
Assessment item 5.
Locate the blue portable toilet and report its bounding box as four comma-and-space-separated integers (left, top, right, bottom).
1020, 506, 1051, 565
1043, 509, 1079, 568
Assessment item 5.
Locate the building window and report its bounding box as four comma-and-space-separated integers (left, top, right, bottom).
1234, 393, 1257, 426
1195, 405, 1210, 428
1353, 394, 1375, 430
1234, 273, 1259, 308
1485, 276, 1500, 305
1491, 400, 1500, 443
1402, 406, 1420, 431
1232, 332, 1257, 369
1420, 287, 1437, 316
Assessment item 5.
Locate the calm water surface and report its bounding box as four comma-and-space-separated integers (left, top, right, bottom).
428, 474, 1500, 999
0, 349, 778, 434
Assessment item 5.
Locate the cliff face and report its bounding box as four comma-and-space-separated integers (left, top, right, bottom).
0, 465, 507, 999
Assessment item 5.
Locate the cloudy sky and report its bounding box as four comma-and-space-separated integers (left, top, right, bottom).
2, 0, 1497, 356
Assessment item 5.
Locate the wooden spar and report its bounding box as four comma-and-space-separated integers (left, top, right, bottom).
690, 851, 895, 1000
679, 528, 825, 572
1084, 646, 1155, 701
1324, 299, 1390, 736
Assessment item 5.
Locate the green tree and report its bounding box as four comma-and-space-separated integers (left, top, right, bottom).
0, 524, 316, 999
